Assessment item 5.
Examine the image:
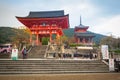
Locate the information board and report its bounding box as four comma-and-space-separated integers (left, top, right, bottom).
101, 45, 109, 59
109, 59, 114, 71
11, 49, 18, 60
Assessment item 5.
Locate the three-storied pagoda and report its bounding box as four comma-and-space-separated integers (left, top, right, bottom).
74, 17, 95, 46
16, 10, 69, 45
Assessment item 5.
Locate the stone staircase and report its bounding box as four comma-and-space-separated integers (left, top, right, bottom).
27, 45, 47, 58
0, 60, 109, 74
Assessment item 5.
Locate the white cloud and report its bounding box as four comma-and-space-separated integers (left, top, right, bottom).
93, 15, 120, 37
60, 1, 100, 28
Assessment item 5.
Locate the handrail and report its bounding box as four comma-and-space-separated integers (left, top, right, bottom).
27, 46, 32, 54
102, 60, 109, 66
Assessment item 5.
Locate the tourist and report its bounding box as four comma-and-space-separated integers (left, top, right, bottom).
95, 54, 97, 58
93, 54, 95, 59
22, 48, 27, 59
53, 53, 56, 57
89, 51, 93, 59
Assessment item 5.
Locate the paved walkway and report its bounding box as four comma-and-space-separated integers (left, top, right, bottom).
0, 73, 120, 80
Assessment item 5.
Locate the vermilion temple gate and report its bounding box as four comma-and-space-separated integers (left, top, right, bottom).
16, 10, 69, 45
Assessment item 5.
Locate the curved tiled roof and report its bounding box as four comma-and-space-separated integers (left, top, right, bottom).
26, 10, 65, 18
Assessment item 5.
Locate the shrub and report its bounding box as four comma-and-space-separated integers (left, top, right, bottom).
42, 37, 49, 45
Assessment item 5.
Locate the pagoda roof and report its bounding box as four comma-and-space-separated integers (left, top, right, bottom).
75, 24, 89, 29
75, 32, 95, 37
75, 16, 89, 29
21, 10, 66, 18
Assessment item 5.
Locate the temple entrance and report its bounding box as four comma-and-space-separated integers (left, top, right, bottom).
16, 10, 69, 46
45, 44, 99, 60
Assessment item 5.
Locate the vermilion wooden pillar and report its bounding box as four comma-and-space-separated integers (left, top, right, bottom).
49, 30, 52, 42
77, 38, 80, 44
30, 34, 32, 43
36, 33, 39, 45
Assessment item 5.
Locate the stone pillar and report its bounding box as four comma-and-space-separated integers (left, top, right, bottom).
71, 53, 74, 59
97, 50, 102, 60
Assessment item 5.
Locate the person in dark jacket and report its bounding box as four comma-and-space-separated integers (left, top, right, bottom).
89, 51, 93, 59
22, 48, 27, 59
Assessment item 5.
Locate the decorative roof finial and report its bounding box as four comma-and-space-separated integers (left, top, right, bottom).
80, 15, 82, 25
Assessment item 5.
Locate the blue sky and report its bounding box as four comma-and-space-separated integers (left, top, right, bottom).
0, 0, 120, 37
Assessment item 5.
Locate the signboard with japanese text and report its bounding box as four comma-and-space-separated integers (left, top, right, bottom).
109, 59, 114, 71
101, 45, 109, 59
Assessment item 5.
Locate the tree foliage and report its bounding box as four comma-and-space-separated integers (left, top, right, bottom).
0, 27, 31, 49
11, 29, 30, 47
60, 35, 68, 43
100, 36, 120, 49
0, 27, 16, 43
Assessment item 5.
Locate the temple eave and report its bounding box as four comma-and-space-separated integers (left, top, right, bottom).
16, 14, 69, 19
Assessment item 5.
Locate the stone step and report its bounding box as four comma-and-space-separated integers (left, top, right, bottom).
0, 70, 109, 74
0, 69, 109, 72
0, 64, 106, 67
0, 67, 109, 71
0, 64, 108, 67
21, 46, 47, 58
0, 64, 107, 66
0, 62, 104, 64
0, 67, 108, 69
0, 60, 102, 62
0, 60, 109, 74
